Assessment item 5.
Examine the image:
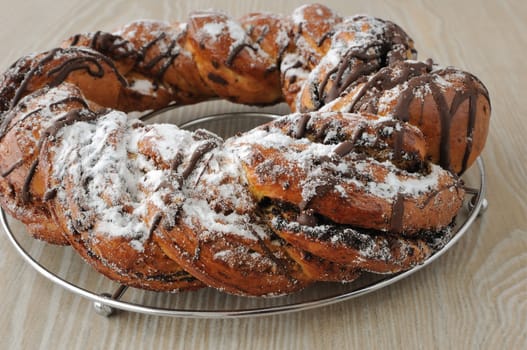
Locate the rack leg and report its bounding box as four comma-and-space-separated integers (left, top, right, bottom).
93, 285, 128, 317
475, 198, 489, 217
465, 186, 488, 218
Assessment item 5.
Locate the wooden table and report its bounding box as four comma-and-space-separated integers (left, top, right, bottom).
1, 0, 525, 349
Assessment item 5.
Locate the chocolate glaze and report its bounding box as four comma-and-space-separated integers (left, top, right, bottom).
134, 30, 186, 81
68, 26, 191, 86
1, 159, 23, 177
390, 193, 405, 233
316, 30, 334, 47
155, 50, 180, 81
9, 48, 128, 111
148, 212, 163, 235
87, 31, 135, 60
43, 188, 57, 201
1, 96, 88, 146
226, 42, 257, 67
10, 48, 60, 109
207, 72, 228, 85
341, 60, 489, 172
170, 152, 184, 171
181, 141, 217, 180
137, 33, 167, 62
295, 176, 336, 227
309, 17, 416, 112
0, 108, 40, 141
2, 94, 98, 198
144, 41, 177, 70
318, 43, 383, 105
21, 159, 40, 203
21, 109, 98, 203
70, 34, 81, 46
348, 61, 431, 113
461, 95, 477, 173
333, 141, 354, 157
294, 114, 311, 138
254, 25, 269, 44
52, 52, 127, 87
49, 96, 90, 110
0, 57, 33, 111
392, 125, 405, 162
314, 121, 330, 141
47, 56, 105, 86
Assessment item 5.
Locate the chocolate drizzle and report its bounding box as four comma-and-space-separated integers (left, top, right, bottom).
390, 193, 405, 233
226, 42, 257, 67
49, 96, 90, 110
339, 59, 489, 172
461, 95, 477, 173
148, 212, 163, 235
294, 114, 311, 138
0, 96, 88, 145
319, 43, 383, 105
21, 161, 39, 203
333, 141, 354, 157
137, 33, 167, 62
70, 34, 81, 46
207, 73, 228, 85
392, 124, 405, 162
182, 141, 218, 180
1, 159, 23, 177
47, 56, 105, 85
346, 61, 432, 113
10, 49, 60, 109
8, 48, 128, 111
0, 108, 39, 141
87, 31, 135, 60
134, 30, 186, 81
143, 40, 177, 70
296, 177, 336, 227
391, 67, 476, 171
255, 25, 269, 44
310, 16, 417, 111
316, 30, 334, 47
21, 109, 98, 203
43, 188, 57, 201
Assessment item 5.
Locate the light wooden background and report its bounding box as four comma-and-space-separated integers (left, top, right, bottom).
0, 0, 525, 349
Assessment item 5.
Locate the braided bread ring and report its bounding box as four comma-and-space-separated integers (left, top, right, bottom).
0, 4, 489, 295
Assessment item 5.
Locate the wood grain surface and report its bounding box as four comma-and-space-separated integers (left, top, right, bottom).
0, 0, 525, 349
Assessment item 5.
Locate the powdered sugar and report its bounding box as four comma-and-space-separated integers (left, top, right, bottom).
200, 19, 246, 44
51, 112, 150, 250
182, 198, 263, 241
130, 79, 156, 95
360, 160, 442, 199
142, 123, 196, 162
201, 22, 225, 39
